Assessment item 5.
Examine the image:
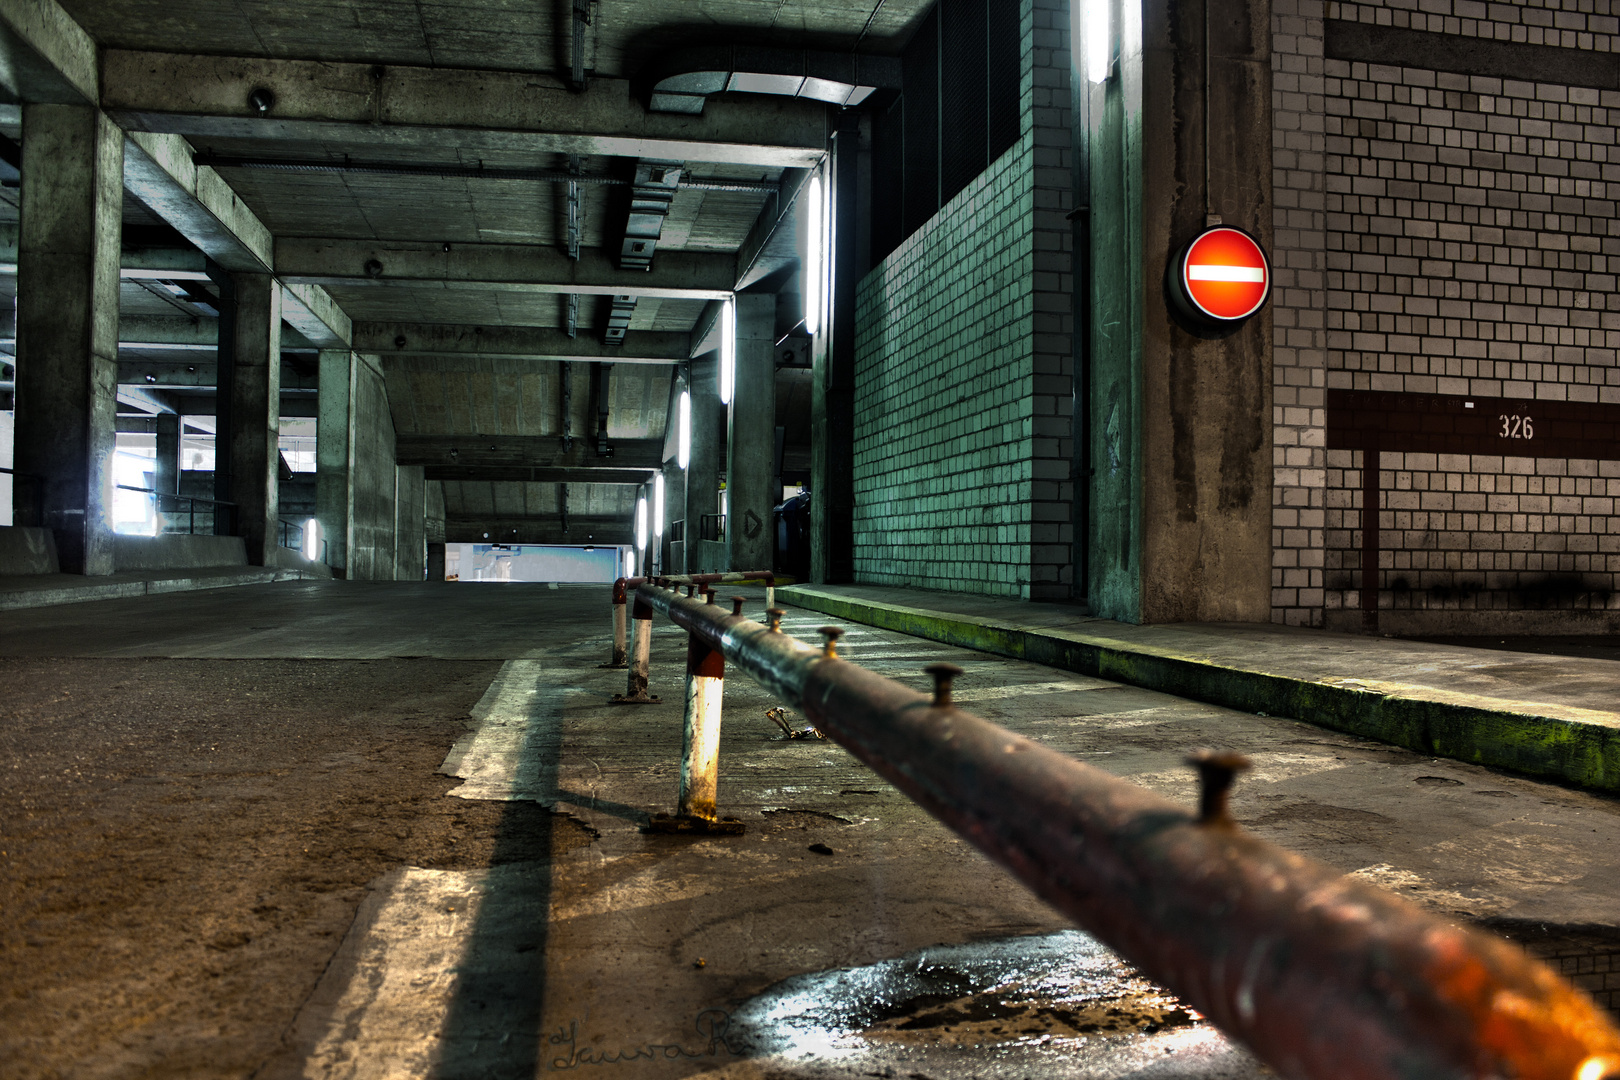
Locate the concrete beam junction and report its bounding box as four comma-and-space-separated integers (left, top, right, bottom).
119, 132, 351, 348
101, 52, 829, 169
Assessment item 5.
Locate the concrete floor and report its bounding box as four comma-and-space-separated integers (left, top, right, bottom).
3, 580, 1619, 1079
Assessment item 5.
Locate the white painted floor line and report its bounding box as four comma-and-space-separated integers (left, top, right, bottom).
295, 868, 490, 1080
438, 659, 563, 804
288, 662, 566, 1078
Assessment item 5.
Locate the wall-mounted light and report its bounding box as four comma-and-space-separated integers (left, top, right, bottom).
624, 548, 634, 576
635, 495, 648, 551
303, 518, 320, 559
654, 473, 665, 538
805, 173, 825, 337
720, 297, 736, 405
1083, 0, 1112, 85
678, 390, 691, 469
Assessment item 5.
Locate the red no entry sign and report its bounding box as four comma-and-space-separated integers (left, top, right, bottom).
1174, 226, 1270, 325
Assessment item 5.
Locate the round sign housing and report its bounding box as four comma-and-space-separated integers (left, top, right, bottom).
1170, 225, 1270, 330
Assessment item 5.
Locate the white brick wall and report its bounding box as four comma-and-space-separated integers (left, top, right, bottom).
1274, 0, 1620, 628
1273, 0, 1333, 626
1329, 0, 1620, 51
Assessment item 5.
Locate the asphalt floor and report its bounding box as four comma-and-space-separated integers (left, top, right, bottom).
1, 580, 1617, 1079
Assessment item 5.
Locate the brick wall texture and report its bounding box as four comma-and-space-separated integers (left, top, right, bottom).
1272, 0, 1620, 629
851, 0, 1073, 598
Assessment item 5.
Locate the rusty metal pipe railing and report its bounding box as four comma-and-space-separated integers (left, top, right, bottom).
608, 572, 775, 669
633, 581, 1620, 1080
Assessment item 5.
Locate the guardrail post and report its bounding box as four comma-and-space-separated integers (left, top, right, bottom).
647, 592, 745, 835
603, 596, 628, 669
612, 592, 660, 704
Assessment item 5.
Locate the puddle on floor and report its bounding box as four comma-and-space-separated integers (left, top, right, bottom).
720, 931, 1271, 1079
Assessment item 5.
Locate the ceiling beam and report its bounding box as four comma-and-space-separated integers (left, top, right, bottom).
102, 52, 829, 170
0, 225, 210, 278
445, 517, 632, 545
118, 359, 317, 389
0, 0, 97, 105
277, 240, 734, 299
425, 466, 653, 484
122, 131, 273, 273
735, 167, 813, 291
362, 323, 687, 365
118, 315, 216, 348
397, 435, 663, 470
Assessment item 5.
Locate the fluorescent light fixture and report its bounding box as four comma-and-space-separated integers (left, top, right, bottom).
654, 473, 665, 537
635, 495, 648, 551
1084, 0, 1111, 84
303, 517, 319, 559
720, 297, 736, 405
624, 549, 634, 576
805, 174, 824, 337
678, 390, 691, 469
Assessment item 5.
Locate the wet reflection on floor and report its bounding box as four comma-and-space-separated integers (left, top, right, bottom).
721, 932, 1271, 1079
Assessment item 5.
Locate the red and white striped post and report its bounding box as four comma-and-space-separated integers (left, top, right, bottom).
611, 589, 660, 704
647, 593, 745, 834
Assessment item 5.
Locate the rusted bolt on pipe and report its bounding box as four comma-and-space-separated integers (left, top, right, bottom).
731, 596, 746, 616
924, 663, 963, 708
1187, 749, 1251, 825
819, 626, 843, 659
766, 608, 785, 633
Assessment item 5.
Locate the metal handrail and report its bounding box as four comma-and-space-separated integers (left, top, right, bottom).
116, 484, 235, 508
633, 581, 1620, 1080
604, 571, 776, 671
116, 484, 235, 537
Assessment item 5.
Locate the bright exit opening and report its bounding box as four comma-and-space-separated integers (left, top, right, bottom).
445, 543, 629, 583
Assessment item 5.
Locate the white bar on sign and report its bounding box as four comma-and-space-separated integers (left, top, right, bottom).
1188, 264, 1265, 282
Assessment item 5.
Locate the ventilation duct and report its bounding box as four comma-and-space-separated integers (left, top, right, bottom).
642, 47, 901, 115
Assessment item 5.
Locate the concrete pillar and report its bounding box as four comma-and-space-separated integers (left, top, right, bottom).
12, 105, 123, 574
813, 112, 863, 584
227, 274, 281, 565
686, 353, 721, 573
394, 464, 425, 580
316, 348, 355, 574
426, 542, 446, 581
726, 294, 775, 573
663, 457, 686, 574
1085, 0, 1273, 622
154, 414, 180, 495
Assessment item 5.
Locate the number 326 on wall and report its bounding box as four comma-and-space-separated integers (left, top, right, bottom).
1499, 413, 1534, 440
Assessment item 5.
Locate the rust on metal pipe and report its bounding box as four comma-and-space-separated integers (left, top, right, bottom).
631, 581, 1620, 1080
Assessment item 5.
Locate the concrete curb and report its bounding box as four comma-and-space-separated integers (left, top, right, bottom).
779, 585, 1620, 794
0, 568, 320, 611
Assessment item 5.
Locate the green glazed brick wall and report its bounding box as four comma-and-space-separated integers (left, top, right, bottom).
851, 142, 1039, 596
850, 0, 1072, 600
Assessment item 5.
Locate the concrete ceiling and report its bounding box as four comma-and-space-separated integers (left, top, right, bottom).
3, 0, 932, 534
55, 1, 929, 78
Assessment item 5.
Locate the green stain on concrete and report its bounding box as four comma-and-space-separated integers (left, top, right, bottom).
781, 586, 1620, 794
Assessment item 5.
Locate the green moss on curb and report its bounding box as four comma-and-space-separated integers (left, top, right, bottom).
780, 586, 1620, 794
